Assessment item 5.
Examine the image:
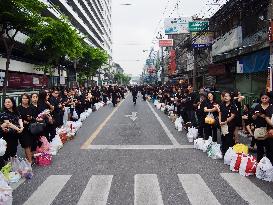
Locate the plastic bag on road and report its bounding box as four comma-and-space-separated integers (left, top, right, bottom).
0, 138, 7, 157
19, 159, 33, 179
177, 123, 183, 132
201, 137, 212, 152
175, 117, 183, 130
72, 110, 78, 120
233, 144, 248, 155
239, 155, 257, 177
194, 138, 205, 150
0, 172, 12, 205
208, 143, 223, 159
230, 153, 247, 172
156, 103, 162, 110
36, 136, 50, 154
256, 157, 273, 182
224, 147, 237, 165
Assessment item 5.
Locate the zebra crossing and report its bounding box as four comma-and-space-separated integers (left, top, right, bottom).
20, 173, 273, 205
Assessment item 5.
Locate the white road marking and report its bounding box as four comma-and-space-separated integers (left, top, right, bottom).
77, 175, 113, 205
23, 175, 71, 205
134, 174, 164, 205
221, 173, 273, 205
146, 102, 180, 146
87, 144, 193, 150
178, 174, 220, 205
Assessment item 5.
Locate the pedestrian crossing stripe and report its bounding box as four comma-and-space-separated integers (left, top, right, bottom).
19, 173, 273, 205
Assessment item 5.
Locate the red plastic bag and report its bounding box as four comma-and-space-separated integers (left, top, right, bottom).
36, 153, 52, 166
36, 136, 50, 153
59, 133, 68, 144
230, 153, 247, 172
239, 155, 257, 176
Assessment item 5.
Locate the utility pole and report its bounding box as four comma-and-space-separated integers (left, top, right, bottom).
193, 47, 197, 90
160, 34, 165, 84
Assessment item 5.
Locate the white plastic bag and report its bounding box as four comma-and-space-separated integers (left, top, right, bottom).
49, 135, 63, 155
256, 157, 273, 182
72, 110, 78, 120
175, 117, 182, 129
239, 155, 257, 177
0, 138, 7, 157
208, 143, 223, 159
177, 123, 183, 132
202, 136, 213, 152
0, 172, 12, 205
63, 107, 69, 125
156, 103, 162, 110
194, 138, 205, 150
154, 100, 159, 106
224, 147, 237, 165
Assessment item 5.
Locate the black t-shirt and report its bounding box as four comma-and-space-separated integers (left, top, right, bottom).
0, 110, 21, 126
253, 104, 270, 128
204, 100, 218, 118
184, 92, 196, 111
37, 101, 50, 114
219, 102, 237, 124
30, 104, 39, 119
18, 105, 35, 123
265, 105, 273, 129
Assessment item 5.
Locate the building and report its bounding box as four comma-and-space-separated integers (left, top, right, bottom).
0, 0, 112, 90
209, 0, 270, 94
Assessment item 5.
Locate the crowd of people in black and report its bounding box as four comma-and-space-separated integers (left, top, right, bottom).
0, 85, 127, 168
135, 82, 273, 164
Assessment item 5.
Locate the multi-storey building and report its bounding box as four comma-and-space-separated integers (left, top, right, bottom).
0, 0, 112, 90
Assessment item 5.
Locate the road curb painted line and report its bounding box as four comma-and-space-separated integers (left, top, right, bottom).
146, 101, 180, 146
87, 145, 194, 150
81, 95, 128, 149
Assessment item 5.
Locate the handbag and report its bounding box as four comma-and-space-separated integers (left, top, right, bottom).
254, 127, 267, 140
29, 122, 46, 135
205, 113, 215, 125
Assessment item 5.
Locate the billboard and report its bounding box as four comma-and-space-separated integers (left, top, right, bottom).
168, 49, 176, 75
192, 32, 214, 48
164, 17, 191, 34
189, 21, 209, 32
159, 39, 173, 47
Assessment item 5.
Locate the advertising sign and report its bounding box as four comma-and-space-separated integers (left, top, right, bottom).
189, 21, 209, 32
168, 49, 176, 75
192, 32, 214, 48
164, 17, 191, 34
159, 39, 174, 47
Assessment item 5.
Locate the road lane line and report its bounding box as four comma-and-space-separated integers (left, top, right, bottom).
87, 144, 193, 150
134, 174, 164, 205
81, 95, 127, 149
146, 102, 180, 146
221, 173, 273, 205
77, 175, 113, 205
23, 175, 71, 205
178, 174, 220, 205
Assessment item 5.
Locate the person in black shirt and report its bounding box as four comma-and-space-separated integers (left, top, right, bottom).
204, 92, 219, 142
185, 85, 197, 127
253, 92, 271, 162
219, 91, 236, 155
1, 97, 23, 161
18, 94, 35, 163
132, 86, 138, 105
195, 93, 207, 139
265, 103, 273, 164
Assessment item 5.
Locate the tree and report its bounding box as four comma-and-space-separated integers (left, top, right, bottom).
114, 73, 131, 85
0, 0, 46, 96
78, 45, 108, 83
26, 16, 84, 86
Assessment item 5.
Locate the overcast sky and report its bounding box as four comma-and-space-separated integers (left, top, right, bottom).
112, 0, 226, 76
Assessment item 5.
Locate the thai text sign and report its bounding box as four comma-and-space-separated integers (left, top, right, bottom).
189, 21, 209, 32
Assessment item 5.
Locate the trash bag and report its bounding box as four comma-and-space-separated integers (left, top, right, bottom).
8, 172, 21, 183
63, 107, 69, 125
175, 117, 182, 130
36, 153, 52, 166
239, 155, 257, 177
1, 163, 11, 181
188, 127, 198, 140
0, 139, 7, 157
202, 137, 213, 152
208, 143, 223, 159
156, 103, 162, 110
194, 138, 205, 150
177, 123, 183, 132
19, 159, 33, 179
36, 136, 50, 153
230, 153, 247, 172
154, 100, 159, 106
224, 147, 237, 165
256, 157, 273, 182
72, 110, 78, 120
49, 135, 63, 155
233, 144, 248, 155
0, 172, 12, 205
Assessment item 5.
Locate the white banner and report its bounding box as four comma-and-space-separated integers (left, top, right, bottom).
164, 17, 191, 35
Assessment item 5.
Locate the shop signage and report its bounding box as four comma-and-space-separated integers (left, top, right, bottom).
189, 21, 209, 32
159, 39, 174, 47
192, 32, 214, 48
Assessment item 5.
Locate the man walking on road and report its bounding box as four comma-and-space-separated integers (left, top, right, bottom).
132, 86, 138, 105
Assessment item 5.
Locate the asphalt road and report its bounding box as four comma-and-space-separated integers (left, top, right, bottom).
13, 93, 273, 205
